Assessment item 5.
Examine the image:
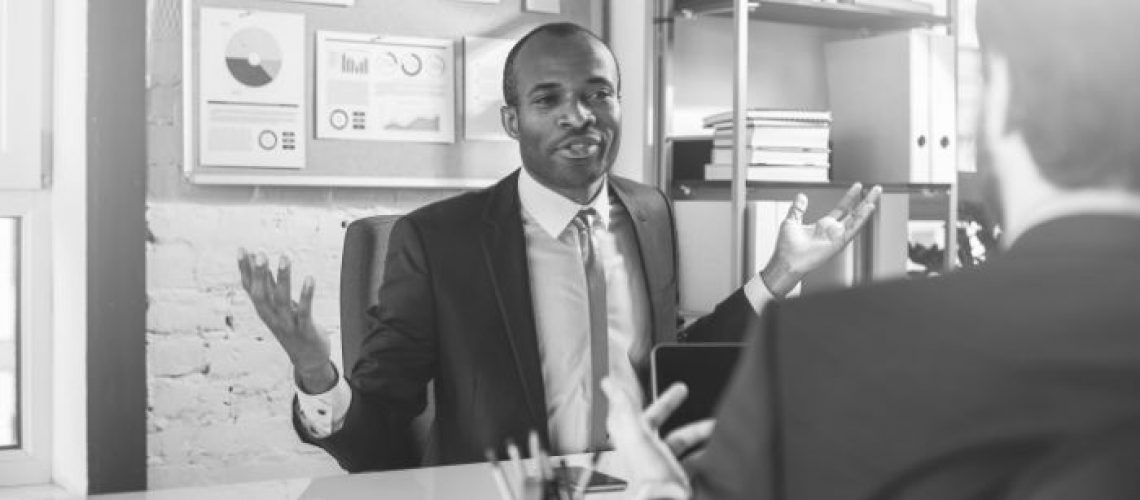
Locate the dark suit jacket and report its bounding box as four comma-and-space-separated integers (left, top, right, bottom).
692, 214, 1140, 500
300, 170, 754, 471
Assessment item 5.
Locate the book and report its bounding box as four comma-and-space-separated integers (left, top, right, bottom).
704, 164, 830, 183
712, 126, 831, 150
702, 109, 832, 128
710, 147, 830, 167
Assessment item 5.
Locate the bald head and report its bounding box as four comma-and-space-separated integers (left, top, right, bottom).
502, 23, 620, 107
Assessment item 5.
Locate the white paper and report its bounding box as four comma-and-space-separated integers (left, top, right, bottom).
525, 0, 561, 14
199, 8, 306, 169
316, 31, 456, 143
454, 0, 500, 3
463, 37, 515, 141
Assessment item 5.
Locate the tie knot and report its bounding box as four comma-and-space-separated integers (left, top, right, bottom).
574, 208, 598, 229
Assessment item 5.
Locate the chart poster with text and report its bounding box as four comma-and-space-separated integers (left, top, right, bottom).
199, 8, 306, 169
316, 31, 456, 143
463, 37, 515, 141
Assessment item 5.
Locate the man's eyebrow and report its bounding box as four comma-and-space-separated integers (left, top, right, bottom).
526, 83, 563, 96
585, 77, 615, 88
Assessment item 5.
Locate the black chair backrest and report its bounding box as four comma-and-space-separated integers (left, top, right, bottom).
339, 215, 399, 372
339, 215, 437, 465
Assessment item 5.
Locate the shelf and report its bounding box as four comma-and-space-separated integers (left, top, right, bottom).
673, 179, 952, 200
674, 0, 950, 31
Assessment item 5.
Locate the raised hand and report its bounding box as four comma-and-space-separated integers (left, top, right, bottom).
602, 378, 701, 500
237, 248, 335, 393
761, 183, 883, 297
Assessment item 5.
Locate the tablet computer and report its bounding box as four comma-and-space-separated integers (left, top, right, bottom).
650, 342, 744, 435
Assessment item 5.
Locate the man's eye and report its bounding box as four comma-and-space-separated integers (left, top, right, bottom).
589, 89, 614, 101
532, 95, 558, 106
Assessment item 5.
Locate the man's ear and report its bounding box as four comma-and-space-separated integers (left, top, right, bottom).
981, 51, 1014, 140
500, 105, 520, 139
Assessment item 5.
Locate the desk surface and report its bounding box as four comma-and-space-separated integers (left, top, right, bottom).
90, 453, 631, 500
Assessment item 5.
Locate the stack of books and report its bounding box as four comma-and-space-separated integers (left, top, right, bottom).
702, 109, 832, 183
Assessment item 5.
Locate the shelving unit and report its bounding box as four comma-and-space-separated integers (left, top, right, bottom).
653, 0, 960, 297
676, 0, 949, 30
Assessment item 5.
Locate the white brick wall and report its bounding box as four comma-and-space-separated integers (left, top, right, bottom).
144, 0, 459, 488
146, 203, 361, 487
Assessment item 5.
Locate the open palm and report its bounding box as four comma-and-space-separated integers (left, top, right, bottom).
762, 183, 883, 296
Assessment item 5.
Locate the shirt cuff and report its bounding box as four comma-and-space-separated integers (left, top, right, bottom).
742, 274, 799, 314
295, 366, 351, 439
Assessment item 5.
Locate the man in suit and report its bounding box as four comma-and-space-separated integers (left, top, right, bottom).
238, 23, 879, 471
604, 0, 1140, 498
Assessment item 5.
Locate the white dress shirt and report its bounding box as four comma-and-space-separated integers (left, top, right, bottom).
295, 169, 776, 444
516, 167, 650, 453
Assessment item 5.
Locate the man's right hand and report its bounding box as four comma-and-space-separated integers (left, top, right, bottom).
237, 248, 336, 394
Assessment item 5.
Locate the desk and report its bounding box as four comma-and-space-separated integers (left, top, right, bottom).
91, 453, 631, 500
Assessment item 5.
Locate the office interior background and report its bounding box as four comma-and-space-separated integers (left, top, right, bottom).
0, 0, 983, 495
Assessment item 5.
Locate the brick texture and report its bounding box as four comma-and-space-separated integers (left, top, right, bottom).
144, 0, 457, 488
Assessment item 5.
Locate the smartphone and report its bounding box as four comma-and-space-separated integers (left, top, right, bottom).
554, 465, 628, 493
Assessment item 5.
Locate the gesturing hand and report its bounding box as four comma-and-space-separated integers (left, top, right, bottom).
603, 378, 712, 500
761, 183, 883, 297
237, 248, 335, 393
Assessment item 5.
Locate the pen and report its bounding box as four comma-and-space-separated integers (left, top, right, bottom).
557, 458, 572, 500
574, 451, 602, 499
486, 449, 519, 500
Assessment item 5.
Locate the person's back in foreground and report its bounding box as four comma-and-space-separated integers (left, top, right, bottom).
603, 0, 1140, 498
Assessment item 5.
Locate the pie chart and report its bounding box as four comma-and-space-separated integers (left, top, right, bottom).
225, 27, 282, 88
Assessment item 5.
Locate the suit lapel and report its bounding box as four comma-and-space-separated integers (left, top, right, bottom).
479, 171, 548, 435
610, 177, 676, 345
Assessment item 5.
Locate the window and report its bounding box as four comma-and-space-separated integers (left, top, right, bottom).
0, 218, 17, 448
0, 0, 52, 486
0, 195, 51, 486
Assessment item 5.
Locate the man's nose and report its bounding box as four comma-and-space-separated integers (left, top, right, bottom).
558, 99, 596, 129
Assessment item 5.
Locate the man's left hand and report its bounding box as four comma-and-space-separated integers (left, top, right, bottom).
761, 183, 883, 297
603, 378, 712, 500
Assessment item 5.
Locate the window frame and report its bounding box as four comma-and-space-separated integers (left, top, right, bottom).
0, 0, 52, 486
0, 192, 52, 485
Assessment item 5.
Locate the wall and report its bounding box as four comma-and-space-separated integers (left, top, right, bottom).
145, 0, 641, 489
668, 16, 839, 136
89, 0, 149, 492
146, 0, 469, 488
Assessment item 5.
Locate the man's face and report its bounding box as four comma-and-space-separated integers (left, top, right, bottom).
501, 33, 621, 201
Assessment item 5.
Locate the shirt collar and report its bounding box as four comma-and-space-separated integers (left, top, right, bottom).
1007, 189, 1140, 247
518, 167, 612, 239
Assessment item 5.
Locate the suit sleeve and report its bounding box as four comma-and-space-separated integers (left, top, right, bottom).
691, 301, 781, 500
293, 216, 437, 472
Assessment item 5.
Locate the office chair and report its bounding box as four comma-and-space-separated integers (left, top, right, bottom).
340, 214, 438, 466
1001, 418, 1140, 500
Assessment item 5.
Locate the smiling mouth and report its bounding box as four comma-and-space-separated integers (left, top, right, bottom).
560, 143, 600, 159
557, 137, 602, 160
